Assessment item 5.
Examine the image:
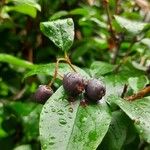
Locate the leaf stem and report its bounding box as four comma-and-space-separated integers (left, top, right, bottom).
64, 51, 77, 72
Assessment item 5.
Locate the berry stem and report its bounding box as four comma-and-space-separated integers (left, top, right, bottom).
65, 51, 77, 72
48, 53, 77, 87
48, 58, 66, 87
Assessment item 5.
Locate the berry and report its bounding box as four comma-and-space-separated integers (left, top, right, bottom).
63, 72, 85, 96
85, 79, 106, 102
34, 85, 53, 104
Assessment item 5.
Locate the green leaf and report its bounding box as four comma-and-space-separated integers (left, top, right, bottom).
69, 8, 89, 16
23, 105, 42, 140
13, 145, 32, 150
103, 61, 144, 97
7, 102, 42, 140
90, 61, 115, 76
128, 75, 149, 93
7, 0, 41, 18
24, 63, 90, 79
114, 15, 147, 34
108, 95, 150, 143
141, 38, 150, 49
40, 18, 74, 51
99, 111, 131, 150
0, 54, 34, 69
50, 11, 68, 20
40, 87, 111, 150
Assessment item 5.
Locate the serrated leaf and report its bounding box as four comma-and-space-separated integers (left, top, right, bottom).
128, 75, 149, 93
108, 95, 150, 143
40, 18, 74, 51
0, 54, 34, 69
24, 63, 90, 79
114, 15, 147, 34
40, 87, 111, 150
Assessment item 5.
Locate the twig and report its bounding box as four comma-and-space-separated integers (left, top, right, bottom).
103, 0, 121, 64
12, 86, 27, 100
103, 0, 116, 40
124, 85, 150, 101
115, 0, 121, 14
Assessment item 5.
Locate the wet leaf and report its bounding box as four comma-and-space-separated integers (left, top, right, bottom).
128, 75, 149, 93
40, 18, 74, 51
114, 15, 147, 34
108, 95, 150, 143
24, 63, 89, 79
99, 111, 131, 150
40, 87, 111, 150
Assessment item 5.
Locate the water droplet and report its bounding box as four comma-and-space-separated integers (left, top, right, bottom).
50, 136, 55, 140
139, 129, 143, 134
49, 141, 55, 145
134, 119, 140, 125
68, 107, 73, 113
81, 117, 87, 123
59, 118, 67, 125
57, 109, 64, 115
43, 144, 48, 149
44, 110, 48, 113
68, 115, 72, 119
67, 19, 73, 26
51, 108, 56, 112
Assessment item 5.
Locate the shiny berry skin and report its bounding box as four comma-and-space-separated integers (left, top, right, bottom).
63, 72, 85, 96
34, 85, 53, 104
85, 79, 106, 102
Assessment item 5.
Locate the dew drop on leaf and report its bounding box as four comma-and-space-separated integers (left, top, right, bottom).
49, 141, 55, 145
59, 118, 67, 125
67, 19, 73, 26
51, 108, 56, 112
57, 109, 64, 115
68, 107, 73, 113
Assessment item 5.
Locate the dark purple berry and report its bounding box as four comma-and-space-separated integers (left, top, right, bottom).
63, 72, 85, 96
85, 79, 106, 102
34, 85, 53, 104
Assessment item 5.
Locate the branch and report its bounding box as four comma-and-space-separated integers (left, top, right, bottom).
124, 85, 150, 101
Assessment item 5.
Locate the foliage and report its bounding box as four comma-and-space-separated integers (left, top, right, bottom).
0, 0, 150, 150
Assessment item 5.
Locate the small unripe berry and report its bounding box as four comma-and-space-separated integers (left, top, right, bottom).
63, 72, 85, 96
34, 85, 53, 104
85, 79, 106, 102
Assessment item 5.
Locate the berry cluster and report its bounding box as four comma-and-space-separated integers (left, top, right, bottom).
63, 72, 106, 103
33, 72, 106, 104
